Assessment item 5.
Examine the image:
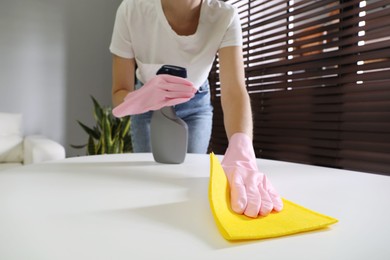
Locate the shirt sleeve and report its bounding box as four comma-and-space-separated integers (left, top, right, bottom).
219, 7, 243, 49
109, 0, 135, 59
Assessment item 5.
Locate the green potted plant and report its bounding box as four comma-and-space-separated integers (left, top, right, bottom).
72, 96, 132, 155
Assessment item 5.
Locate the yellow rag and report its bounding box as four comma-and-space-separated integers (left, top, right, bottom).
209, 153, 338, 241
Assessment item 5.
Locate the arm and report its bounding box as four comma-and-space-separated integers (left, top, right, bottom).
218, 46, 252, 140
218, 46, 283, 218
112, 55, 136, 107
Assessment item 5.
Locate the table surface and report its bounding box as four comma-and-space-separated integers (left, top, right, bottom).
0, 153, 389, 260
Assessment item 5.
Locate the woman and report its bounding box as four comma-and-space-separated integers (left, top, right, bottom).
110, 0, 283, 218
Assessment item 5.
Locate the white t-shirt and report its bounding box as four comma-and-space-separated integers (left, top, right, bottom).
109, 0, 242, 88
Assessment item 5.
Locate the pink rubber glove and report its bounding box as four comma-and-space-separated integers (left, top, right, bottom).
112, 74, 197, 117
221, 133, 283, 218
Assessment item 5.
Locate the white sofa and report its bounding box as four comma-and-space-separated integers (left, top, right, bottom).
0, 112, 65, 171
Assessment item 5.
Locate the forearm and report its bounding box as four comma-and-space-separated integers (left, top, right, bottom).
112, 89, 130, 108
221, 89, 253, 140
218, 46, 253, 140
111, 55, 135, 107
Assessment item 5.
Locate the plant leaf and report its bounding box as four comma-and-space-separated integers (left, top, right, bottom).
87, 136, 96, 155
70, 144, 87, 149
96, 139, 104, 154
123, 135, 132, 152
91, 96, 104, 129
112, 137, 120, 154
111, 117, 120, 139
77, 120, 100, 140
103, 111, 112, 153
121, 116, 131, 139
119, 139, 124, 153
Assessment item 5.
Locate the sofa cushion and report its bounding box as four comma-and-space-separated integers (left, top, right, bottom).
0, 135, 23, 163
0, 113, 23, 163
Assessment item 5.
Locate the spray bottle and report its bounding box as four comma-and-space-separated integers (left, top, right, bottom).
150, 65, 189, 164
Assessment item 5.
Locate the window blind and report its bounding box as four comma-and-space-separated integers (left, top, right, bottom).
209, 0, 390, 175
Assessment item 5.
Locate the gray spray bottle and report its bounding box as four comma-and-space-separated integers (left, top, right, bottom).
150, 65, 189, 164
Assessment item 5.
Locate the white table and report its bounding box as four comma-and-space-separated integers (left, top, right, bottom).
0, 153, 389, 260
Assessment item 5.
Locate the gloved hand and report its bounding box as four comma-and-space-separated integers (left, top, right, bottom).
112, 74, 197, 117
221, 133, 283, 218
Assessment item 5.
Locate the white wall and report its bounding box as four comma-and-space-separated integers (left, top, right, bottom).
0, 0, 122, 157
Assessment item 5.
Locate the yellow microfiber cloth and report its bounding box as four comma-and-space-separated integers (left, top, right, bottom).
209, 153, 338, 241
